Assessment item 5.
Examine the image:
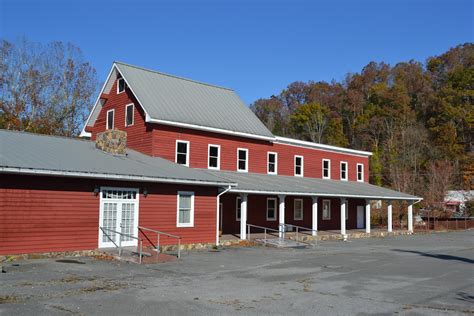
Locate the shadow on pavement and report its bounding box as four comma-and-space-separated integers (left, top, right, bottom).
392, 249, 474, 264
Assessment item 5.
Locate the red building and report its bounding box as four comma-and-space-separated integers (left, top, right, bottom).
0, 62, 420, 255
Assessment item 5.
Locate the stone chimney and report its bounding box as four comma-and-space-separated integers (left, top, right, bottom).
95, 130, 127, 155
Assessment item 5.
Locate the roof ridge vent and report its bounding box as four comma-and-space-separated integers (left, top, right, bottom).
96, 130, 127, 155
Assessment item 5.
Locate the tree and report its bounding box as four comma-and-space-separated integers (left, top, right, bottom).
290, 103, 329, 143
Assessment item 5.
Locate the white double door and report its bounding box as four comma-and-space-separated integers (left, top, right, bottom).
99, 187, 139, 248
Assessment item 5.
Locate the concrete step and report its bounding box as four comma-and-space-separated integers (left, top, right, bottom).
256, 238, 309, 248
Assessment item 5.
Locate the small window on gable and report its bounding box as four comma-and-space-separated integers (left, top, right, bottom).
322, 199, 331, 220
117, 78, 126, 94
323, 159, 331, 179
177, 191, 194, 227
237, 148, 248, 172
106, 109, 114, 130
295, 155, 303, 176
176, 140, 189, 166
267, 152, 277, 174
357, 163, 364, 182
236, 196, 241, 221
125, 104, 134, 127
340, 161, 348, 181
208, 145, 220, 169
294, 199, 303, 220
267, 198, 277, 221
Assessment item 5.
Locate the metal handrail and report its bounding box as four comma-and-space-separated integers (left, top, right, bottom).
100, 226, 144, 264
246, 223, 280, 241
138, 226, 181, 259
280, 224, 318, 245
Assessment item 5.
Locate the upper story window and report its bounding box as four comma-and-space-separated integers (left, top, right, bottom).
267, 152, 277, 175
294, 199, 303, 220
357, 163, 364, 182
176, 140, 189, 166
177, 191, 194, 227
294, 155, 304, 177
322, 159, 331, 179
208, 144, 220, 170
322, 199, 331, 220
237, 148, 248, 172
267, 198, 277, 221
117, 78, 126, 94
125, 104, 134, 127
106, 109, 114, 130
236, 196, 241, 221
340, 161, 348, 181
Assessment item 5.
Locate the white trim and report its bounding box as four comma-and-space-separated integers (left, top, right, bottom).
117, 77, 126, 94
294, 198, 303, 221
294, 155, 304, 177
340, 161, 348, 181
235, 196, 242, 221
106, 109, 114, 130
125, 103, 134, 127
208, 144, 221, 170
274, 136, 372, 157
237, 148, 248, 172
177, 191, 195, 228
176, 140, 190, 167
266, 197, 277, 221
357, 163, 364, 182
322, 159, 331, 179
322, 199, 331, 220
267, 152, 278, 175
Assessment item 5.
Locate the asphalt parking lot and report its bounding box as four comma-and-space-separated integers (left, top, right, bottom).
1, 230, 473, 315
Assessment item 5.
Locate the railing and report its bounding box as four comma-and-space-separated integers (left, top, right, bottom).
138, 226, 182, 259
280, 224, 318, 246
100, 226, 144, 264
246, 223, 281, 241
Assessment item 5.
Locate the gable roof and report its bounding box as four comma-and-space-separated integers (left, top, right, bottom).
0, 129, 235, 186
83, 62, 274, 140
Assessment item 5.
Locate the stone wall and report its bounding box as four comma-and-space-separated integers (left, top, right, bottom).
95, 129, 127, 155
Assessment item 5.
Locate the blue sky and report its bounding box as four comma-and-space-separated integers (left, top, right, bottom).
1, 0, 472, 104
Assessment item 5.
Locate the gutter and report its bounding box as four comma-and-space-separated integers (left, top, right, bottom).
216, 185, 232, 245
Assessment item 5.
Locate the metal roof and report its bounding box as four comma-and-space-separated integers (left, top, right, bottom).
0, 130, 235, 186
203, 169, 420, 200
110, 62, 274, 139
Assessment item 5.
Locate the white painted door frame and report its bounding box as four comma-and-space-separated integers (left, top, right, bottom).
356, 206, 364, 229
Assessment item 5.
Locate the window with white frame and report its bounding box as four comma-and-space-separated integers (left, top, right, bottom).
340, 161, 348, 181
176, 140, 189, 166
357, 163, 364, 182
322, 199, 331, 220
237, 148, 248, 172
267, 198, 277, 221
125, 104, 134, 127
208, 145, 220, 169
294, 155, 303, 176
106, 109, 114, 130
322, 159, 331, 179
236, 196, 241, 221
117, 78, 126, 94
177, 191, 194, 227
294, 199, 303, 220
267, 152, 277, 174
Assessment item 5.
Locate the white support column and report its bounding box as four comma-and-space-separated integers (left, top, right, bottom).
408, 202, 413, 234
312, 197, 318, 236
240, 194, 248, 240
365, 199, 371, 234
340, 198, 346, 238
387, 201, 393, 233
279, 195, 286, 238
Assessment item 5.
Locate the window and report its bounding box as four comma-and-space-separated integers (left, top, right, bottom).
117, 78, 126, 94
267, 152, 277, 174
236, 197, 241, 221
322, 159, 331, 179
176, 140, 189, 166
322, 200, 331, 220
295, 155, 304, 177
125, 104, 134, 127
294, 199, 303, 220
177, 191, 194, 227
340, 161, 348, 181
208, 144, 220, 169
267, 198, 277, 221
106, 109, 114, 130
237, 148, 248, 172
357, 163, 364, 182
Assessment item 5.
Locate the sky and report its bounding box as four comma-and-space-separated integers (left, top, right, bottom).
1, 0, 473, 104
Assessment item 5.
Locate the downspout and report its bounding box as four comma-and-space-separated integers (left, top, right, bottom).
216, 185, 232, 246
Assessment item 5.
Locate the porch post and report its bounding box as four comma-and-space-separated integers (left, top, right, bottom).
408, 202, 413, 234
387, 201, 393, 233
340, 198, 346, 237
365, 199, 371, 234
312, 197, 318, 236
240, 193, 248, 240
279, 195, 286, 238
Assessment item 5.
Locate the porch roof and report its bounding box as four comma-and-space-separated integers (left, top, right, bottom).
203, 169, 420, 201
